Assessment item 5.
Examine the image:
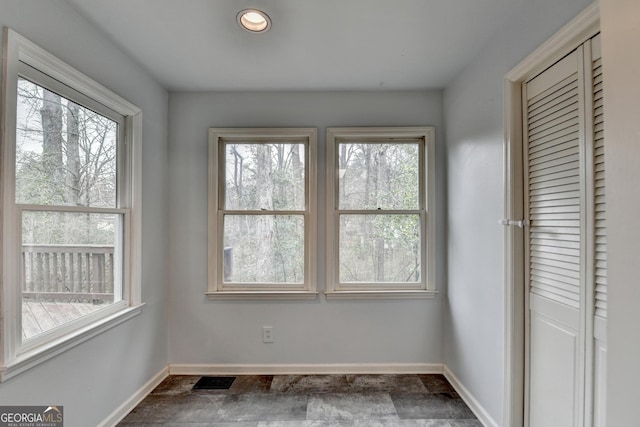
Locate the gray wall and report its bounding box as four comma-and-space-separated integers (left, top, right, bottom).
0, 1, 169, 426
600, 0, 640, 425
168, 91, 446, 365
443, 0, 592, 423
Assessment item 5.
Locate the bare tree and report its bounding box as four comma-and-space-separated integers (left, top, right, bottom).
255, 144, 274, 281
65, 103, 81, 205
16, 79, 118, 245
40, 90, 64, 200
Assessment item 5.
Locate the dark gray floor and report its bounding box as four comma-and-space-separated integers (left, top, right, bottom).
118, 374, 482, 426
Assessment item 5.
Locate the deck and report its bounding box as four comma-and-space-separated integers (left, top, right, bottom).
20, 244, 116, 339
22, 300, 105, 339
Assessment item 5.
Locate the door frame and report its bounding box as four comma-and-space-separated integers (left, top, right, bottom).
502, 3, 600, 426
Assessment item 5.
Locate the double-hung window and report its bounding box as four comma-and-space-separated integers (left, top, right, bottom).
1, 29, 142, 381
326, 127, 436, 298
208, 128, 317, 299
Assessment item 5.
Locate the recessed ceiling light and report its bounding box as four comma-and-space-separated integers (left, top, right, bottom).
237, 9, 271, 33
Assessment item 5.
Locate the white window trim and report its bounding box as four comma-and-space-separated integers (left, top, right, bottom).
207, 128, 318, 300
325, 127, 436, 299
0, 28, 143, 382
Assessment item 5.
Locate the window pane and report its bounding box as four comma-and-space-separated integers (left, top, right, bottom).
223, 214, 304, 283
338, 142, 419, 210
339, 214, 421, 283
16, 78, 118, 208
224, 143, 305, 210
21, 211, 122, 340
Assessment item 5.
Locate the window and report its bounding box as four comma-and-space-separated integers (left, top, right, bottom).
208, 128, 317, 299
1, 29, 142, 381
325, 127, 436, 298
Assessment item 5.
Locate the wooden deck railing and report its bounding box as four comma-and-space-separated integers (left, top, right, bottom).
22, 244, 115, 303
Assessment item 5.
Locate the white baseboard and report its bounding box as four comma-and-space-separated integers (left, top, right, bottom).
443, 365, 498, 427
98, 365, 169, 427
169, 363, 443, 376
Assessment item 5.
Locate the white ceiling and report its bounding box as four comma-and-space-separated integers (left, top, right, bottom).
66, 0, 519, 92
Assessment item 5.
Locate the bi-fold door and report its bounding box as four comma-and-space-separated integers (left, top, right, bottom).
523, 33, 607, 427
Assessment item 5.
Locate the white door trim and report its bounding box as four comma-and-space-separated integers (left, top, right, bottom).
502, 3, 600, 426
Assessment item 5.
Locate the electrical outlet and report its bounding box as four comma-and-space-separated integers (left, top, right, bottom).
262, 326, 274, 343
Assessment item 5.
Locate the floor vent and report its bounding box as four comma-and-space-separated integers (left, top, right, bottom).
193, 376, 236, 390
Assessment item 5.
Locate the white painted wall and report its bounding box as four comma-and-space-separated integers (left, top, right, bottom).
168, 91, 445, 365
443, 0, 592, 424
600, 0, 640, 425
0, 1, 169, 426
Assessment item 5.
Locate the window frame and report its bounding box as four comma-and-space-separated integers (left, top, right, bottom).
0, 28, 143, 381
325, 127, 436, 299
207, 128, 318, 300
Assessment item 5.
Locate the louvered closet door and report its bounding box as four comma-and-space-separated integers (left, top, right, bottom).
590, 33, 608, 427
524, 49, 585, 427
592, 39, 606, 321
524, 34, 607, 427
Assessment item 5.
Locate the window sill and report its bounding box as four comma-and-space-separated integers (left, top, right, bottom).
324, 290, 437, 300
206, 291, 319, 301
0, 304, 144, 382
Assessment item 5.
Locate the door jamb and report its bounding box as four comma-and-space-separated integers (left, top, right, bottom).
502, 3, 600, 426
